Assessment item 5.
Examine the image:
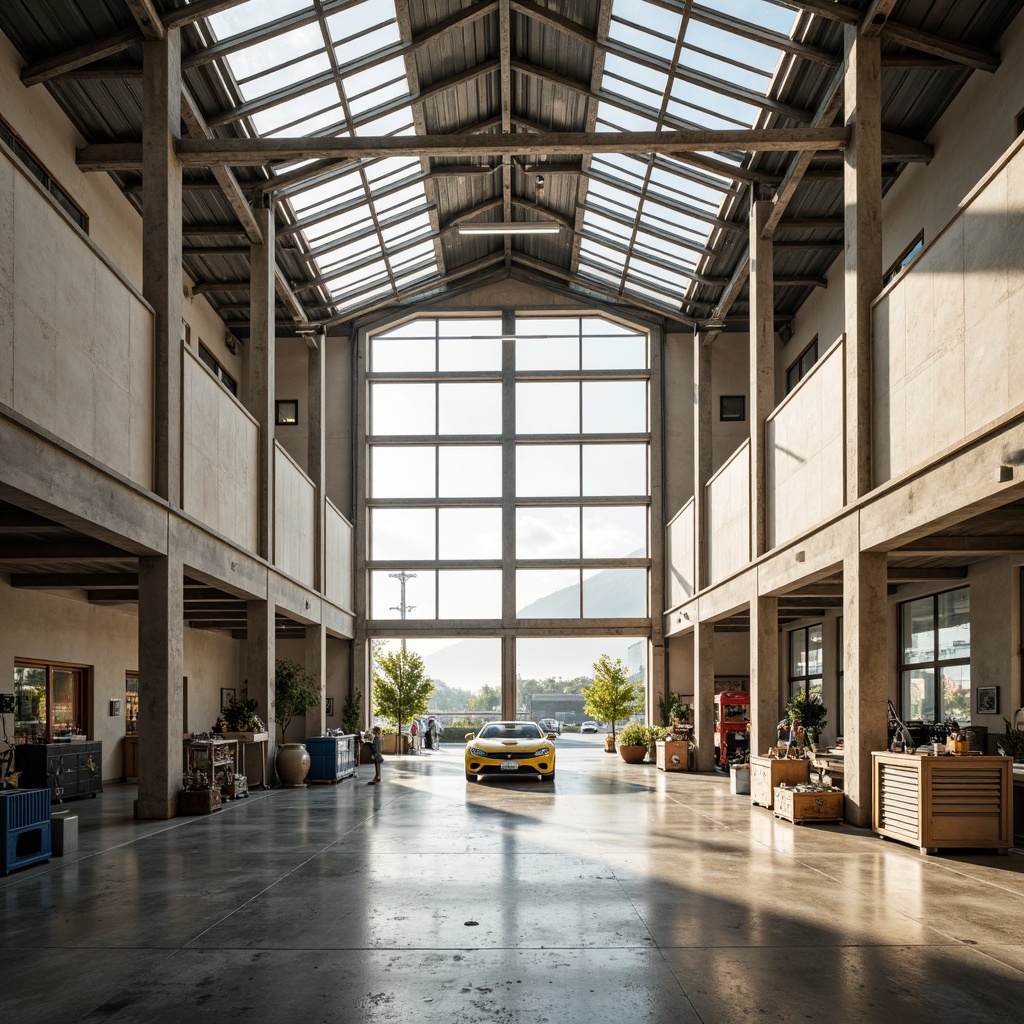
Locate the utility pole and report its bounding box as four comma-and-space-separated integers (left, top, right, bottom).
388, 571, 416, 652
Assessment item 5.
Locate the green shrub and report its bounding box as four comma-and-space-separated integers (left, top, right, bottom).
618, 721, 650, 746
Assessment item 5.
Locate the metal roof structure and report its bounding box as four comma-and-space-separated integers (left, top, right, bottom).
1, 0, 1019, 336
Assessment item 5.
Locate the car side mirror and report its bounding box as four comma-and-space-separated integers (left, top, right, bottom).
465, 733, 474, 741
546, 732, 556, 740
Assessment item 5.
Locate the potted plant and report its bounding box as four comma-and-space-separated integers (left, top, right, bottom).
646, 724, 668, 762
274, 658, 321, 786
997, 717, 1024, 761
785, 692, 828, 751
180, 768, 221, 814
583, 654, 644, 753
341, 690, 362, 736
617, 721, 650, 764
222, 689, 267, 741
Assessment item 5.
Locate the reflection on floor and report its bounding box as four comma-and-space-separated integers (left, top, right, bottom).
2, 736, 1023, 1024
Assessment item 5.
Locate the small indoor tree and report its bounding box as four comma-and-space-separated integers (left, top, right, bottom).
372, 647, 435, 752
582, 653, 645, 747
275, 658, 321, 742
785, 691, 828, 750
341, 689, 363, 735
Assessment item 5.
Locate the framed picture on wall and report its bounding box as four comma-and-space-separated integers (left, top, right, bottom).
220, 687, 236, 713
976, 686, 998, 714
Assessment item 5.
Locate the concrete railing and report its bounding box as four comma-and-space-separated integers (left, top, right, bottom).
274, 441, 316, 587
1, 144, 154, 488
665, 497, 695, 610
325, 498, 354, 612
767, 337, 845, 547
872, 132, 1024, 485
705, 440, 750, 585
182, 345, 258, 549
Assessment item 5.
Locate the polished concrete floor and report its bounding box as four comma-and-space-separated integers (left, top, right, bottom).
2, 736, 1023, 1023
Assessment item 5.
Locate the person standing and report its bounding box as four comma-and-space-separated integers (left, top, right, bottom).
368, 726, 383, 784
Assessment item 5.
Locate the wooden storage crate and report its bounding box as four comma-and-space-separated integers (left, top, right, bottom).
180, 788, 222, 814
773, 787, 843, 824
656, 740, 689, 771
750, 755, 810, 808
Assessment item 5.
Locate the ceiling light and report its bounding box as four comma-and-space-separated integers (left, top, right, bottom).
458, 220, 560, 236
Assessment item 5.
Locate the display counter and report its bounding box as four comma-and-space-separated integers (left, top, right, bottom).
14, 742, 103, 801
873, 751, 1013, 854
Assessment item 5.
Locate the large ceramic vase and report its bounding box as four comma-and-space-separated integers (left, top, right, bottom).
276, 742, 311, 787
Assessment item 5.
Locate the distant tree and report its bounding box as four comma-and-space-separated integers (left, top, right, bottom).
467, 684, 501, 712
372, 648, 435, 749
582, 654, 644, 745
428, 679, 476, 712
275, 658, 321, 742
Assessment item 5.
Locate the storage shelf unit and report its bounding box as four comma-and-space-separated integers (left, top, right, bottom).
306, 735, 358, 782
873, 752, 1013, 854
750, 755, 810, 809
183, 739, 237, 792
14, 742, 103, 801
1, 788, 51, 875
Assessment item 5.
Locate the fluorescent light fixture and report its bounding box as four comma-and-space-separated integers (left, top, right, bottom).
458, 220, 561, 236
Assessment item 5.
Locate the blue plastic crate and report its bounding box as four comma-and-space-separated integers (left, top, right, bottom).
1, 788, 52, 875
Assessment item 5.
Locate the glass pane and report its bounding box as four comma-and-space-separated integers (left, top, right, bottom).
438, 508, 502, 559
438, 383, 502, 435
582, 444, 648, 495
370, 382, 435, 435
937, 587, 970, 660
516, 507, 580, 559
901, 597, 935, 664
582, 381, 647, 433
51, 670, 76, 730
371, 447, 435, 498
438, 335, 501, 371
940, 664, 971, 725
438, 446, 502, 497
516, 335, 579, 370
14, 665, 47, 742
582, 506, 647, 557
370, 508, 435, 560
370, 570, 436, 619
516, 382, 580, 434
582, 321, 648, 369
516, 444, 580, 497
807, 623, 823, 677
438, 570, 502, 618
516, 569, 580, 617
901, 666, 935, 722
789, 629, 807, 678
371, 333, 434, 372
583, 568, 647, 617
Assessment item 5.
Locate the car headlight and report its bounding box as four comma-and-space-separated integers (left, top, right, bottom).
468, 746, 487, 757
533, 746, 551, 757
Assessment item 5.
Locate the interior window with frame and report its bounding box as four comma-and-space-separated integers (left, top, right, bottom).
898, 587, 970, 725
788, 624, 823, 704
785, 338, 818, 394
13, 660, 88, 743
883, 232, 924, 286
198, 341, 238, 396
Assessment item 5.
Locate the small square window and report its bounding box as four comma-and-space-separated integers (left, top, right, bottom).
720, 395, 745, 422
275, 399, 299, 426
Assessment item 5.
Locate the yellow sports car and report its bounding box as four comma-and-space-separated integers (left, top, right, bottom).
465, 721, 556, 782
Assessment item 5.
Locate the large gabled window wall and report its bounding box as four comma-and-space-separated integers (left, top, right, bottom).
360, 312, 653, 644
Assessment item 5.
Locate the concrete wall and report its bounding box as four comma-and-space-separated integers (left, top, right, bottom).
873, 134, 1024, 484
665, 498, 695, 610
326, 499, 354, 612
0, 146, 154, 489
182, 344, 259, 548
706, 440, 750, 585
0, 577, 242, 782
768, 337, 844, 546
274, 441, 315, 586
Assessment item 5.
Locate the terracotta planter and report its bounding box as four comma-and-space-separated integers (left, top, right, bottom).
275, 742, 311, 786
618, 744, 648, 764
382, 733, 411, 755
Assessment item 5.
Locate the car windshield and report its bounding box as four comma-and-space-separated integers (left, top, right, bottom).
479, 723, 542, 740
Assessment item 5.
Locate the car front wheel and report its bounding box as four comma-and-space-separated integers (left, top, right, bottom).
465, 771, 476, 782
542, 770, 555, 782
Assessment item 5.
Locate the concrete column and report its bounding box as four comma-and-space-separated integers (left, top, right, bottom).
693, 617, 715, 771
136, 553, 183, 819
749, 199, 774, 558
844, 25, 882, 501
501, 310, 517, 721
142, 30, 182, 505
308, 331, 326, 592
353, 635, 371, 730
749, 593, 779, 757
649, 327, 666, 723
693, 331, 712, 590
305, 621, 327, 739
249, 205, 276, 559
843, 549, 888, 826
247, 598, 276, 781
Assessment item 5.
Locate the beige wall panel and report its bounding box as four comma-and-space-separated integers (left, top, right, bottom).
183, 285, 241, 384
182, 346, 258, 549
325, 500, 354, 612
696, 567, 755, 622
327, 335, 353, 515
274, 442, 316, 587
706, 441, 750, 585
663, 330, 694, 515
756, 513, 854, 598
274, 336, 309, 473
712, 333, 752, 469
968, 557, 1020, 734
0, 281, 12, 407
782, 259, 844, 399
665, 499, 695, 610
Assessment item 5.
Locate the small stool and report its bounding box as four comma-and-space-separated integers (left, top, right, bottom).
51, 810, 79, 856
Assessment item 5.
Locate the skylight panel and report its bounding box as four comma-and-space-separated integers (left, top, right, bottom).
237, 53, 331, 102
356, 109, 416, 136
250, 84, 341, 136
326, 3, 399, 45
207, 0, 308, 39
608, 3, 682, 59
334, 22, 401, 65
289, 171, 364, 215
